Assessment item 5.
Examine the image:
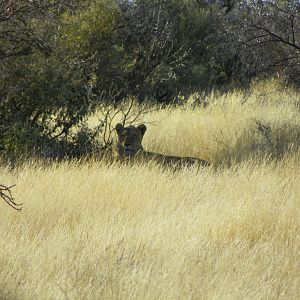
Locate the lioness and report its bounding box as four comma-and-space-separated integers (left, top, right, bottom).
115, 123, 210, 167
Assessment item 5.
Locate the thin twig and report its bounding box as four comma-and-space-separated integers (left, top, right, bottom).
0, 184, 22, 211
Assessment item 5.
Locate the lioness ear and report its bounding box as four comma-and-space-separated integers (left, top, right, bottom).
137, 124, 147, 136
115, 123, 124, 134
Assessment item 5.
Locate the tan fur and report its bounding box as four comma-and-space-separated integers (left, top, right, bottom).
115, 123, 210, 167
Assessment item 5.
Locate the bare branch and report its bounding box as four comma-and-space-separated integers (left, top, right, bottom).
251, 24, 300, 51
0, 184, 22, 211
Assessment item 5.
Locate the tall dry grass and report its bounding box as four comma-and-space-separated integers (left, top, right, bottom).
0, 80, 299, 299
87, 78, 300, 166
139, 79, 300, 166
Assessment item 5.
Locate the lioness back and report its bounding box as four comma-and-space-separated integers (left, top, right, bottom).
141, 151, 209, 167
115, 123, 209, 167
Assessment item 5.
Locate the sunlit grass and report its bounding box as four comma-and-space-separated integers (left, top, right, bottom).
1, 157, 299, 299
1, 80, 299, 299
87, 78, 300, 166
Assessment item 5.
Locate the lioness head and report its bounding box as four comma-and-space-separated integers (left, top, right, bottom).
115, 123, 147, 157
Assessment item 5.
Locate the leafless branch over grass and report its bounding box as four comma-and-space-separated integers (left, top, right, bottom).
0, 184, 22, 211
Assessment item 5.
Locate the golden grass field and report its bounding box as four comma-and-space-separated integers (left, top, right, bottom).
0, 80, 299, 299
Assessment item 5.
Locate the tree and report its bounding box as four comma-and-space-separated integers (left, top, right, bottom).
0, 0, 93, 159
0, 0, 79, 58
119, 0, 222, 100
221, 0, 300, 85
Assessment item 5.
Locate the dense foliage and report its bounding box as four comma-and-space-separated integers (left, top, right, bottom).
0, 0, 299, 158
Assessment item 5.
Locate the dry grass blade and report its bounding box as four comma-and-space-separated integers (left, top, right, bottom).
0, 184, 22, 211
